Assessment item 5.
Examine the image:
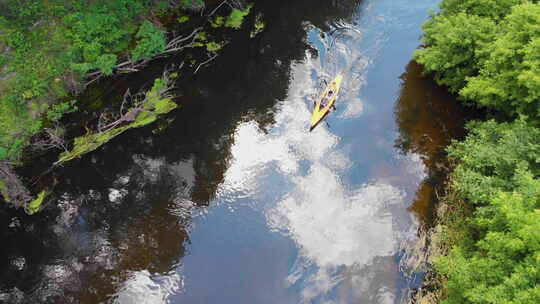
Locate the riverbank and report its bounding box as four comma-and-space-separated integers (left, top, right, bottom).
0, 0, 260, 212
409, 1, 540, 303
407, 180, 472, 303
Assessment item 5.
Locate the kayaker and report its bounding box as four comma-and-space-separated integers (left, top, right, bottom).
320, 90, 333, 107
310, 74, 342, 131
320, 90, 336, 109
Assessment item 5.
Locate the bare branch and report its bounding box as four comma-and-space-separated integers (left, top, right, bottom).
194, 53, 218, 74
166, 27, 202, 49
85, 73, 104, 87
120, 88, 131, 116
30, 123, 68, 153
207, 0, 229, 17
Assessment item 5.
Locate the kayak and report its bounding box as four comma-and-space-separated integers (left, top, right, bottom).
309, 74, 343, 131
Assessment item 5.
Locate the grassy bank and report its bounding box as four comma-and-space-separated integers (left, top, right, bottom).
413, 1, 540, 303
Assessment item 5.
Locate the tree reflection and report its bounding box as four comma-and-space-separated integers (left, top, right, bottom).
394, 61, 467, 224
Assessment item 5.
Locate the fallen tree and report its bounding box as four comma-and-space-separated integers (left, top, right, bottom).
56, 72, 178, 165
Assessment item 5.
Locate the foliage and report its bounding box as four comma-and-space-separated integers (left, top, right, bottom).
414, 13, 496, 93
225, 6, 252, 29
418, 2, 540, 301
47, 100, 78, 122
131, 21, 166, 61
461, 4, 540, 118
0, 0, 243, 212
56, 123, 132, 164
435, 119, 540, 304
211, 5, 252, 29
177, 15, 190, 23
26, 190, 47, 215
439, 0, 529, 20
447, 120, 540, 204
437, 188, 540, 303
180, 0, 204, 9
0, 180, 9, 202
206, 41, 225, 52
415, 2, 540, 120
211, 16, 225, 28
62, 6, 128, 74
191, 31, 226, 52
0, 95, 42, 162
0, 0, 173, 163
250, 13, 265, 38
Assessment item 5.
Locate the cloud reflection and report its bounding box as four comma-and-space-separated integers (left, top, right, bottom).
113, 270, 183, 304
214, 55, 422, 302
269, 165, 403, 267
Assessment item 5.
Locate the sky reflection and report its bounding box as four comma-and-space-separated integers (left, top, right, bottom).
210, 52, 425, 302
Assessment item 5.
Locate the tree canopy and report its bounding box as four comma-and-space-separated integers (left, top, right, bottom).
416, 0, 540, 303
415, 2, 540, 119
439, 120, 540, 304
0, 0, 170, 162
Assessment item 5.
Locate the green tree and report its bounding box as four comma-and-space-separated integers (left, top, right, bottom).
416, 2, 540, 120
414, 13, 496, 93
131, 21, 167, 61
47, 100, 78, 122
438, 120, 540, 303
439, 0, 529, 20
448, 119, 540, 204
461, 3, 540, 118
416, 1, 540, 302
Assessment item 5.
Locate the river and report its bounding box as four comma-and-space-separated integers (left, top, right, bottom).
0, 0, 468, 303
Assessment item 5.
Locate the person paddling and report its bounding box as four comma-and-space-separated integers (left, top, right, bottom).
309, 74, 343, 131
320, 90, 336, 111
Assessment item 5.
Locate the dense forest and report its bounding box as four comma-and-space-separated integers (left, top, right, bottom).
0, 0, 255, 211
414, 0, 540, 303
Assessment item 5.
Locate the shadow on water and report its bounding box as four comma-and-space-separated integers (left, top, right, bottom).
0, 0, 363, 303
394, 61, 470, 226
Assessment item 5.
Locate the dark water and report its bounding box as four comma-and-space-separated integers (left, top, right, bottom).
0, 0, 468, 303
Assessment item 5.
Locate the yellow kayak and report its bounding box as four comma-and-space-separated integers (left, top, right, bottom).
309, 74, 343, 131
